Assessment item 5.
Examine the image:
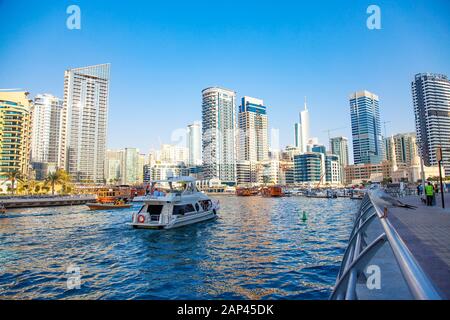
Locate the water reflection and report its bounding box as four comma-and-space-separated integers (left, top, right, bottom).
0, 197, 357, 300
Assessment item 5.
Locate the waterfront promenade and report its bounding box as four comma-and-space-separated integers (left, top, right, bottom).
388, 194, 450, 299
0, 195, 96, 209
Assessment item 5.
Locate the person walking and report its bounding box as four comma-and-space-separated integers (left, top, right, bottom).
425, 182, 435, 206
417, 184, 422, 196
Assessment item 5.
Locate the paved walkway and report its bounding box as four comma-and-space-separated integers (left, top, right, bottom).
388, 193, 450, 299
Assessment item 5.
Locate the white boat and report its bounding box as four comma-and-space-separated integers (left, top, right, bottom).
130, 176, 219, 230
132, 195, 151, 202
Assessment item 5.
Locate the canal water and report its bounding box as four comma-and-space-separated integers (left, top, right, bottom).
0, 196, 358, 299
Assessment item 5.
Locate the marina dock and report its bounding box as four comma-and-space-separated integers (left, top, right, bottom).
0, 195, 97, 209
388, 194, 450, 299
332, 192, 450, 300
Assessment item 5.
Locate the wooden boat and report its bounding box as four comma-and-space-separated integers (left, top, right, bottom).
86, 202, 132, 210
236, 187, 259, 196
96, 187, 132, 203
261, 186, 284, 197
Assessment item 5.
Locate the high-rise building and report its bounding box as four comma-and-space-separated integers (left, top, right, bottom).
384, 133, 418, 168
295, 99, 310, 153
294, 153, 324, 184
330, 136, 349, 184
311, 144, 326, 155
325, 154, 341, 185
122, 148, 139, 185
294, 123, 301, 149
202, 87, 237, 185
0, 91, 32, 179
412, 73, 450, 175
61, 64, 110, 183
159, 144, 188, 164
104, 149, 123, 184
137, 153, 146, 183
238, 96, 269, 162
350, 90, 384, 165
31, 94, 63, 165
187, 123, 202, 166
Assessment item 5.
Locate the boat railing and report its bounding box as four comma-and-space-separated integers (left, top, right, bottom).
330, 193, 441, 300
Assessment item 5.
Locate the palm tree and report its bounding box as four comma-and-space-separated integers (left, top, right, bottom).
45, 170, 72, 195
3, 171, 23, 195
45, 171, 63, 195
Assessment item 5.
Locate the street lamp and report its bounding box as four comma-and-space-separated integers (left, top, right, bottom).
428, 109, 446, 209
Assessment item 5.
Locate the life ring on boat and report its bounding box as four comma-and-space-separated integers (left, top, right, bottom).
137, 215, 145, 223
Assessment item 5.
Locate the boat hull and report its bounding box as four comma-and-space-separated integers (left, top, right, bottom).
131, 210, 217, 230
86, 203, 132, 210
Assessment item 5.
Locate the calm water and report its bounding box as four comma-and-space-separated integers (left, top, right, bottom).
0, 196, 358, 300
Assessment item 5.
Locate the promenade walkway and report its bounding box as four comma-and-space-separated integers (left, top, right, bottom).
388, 193, 450, 299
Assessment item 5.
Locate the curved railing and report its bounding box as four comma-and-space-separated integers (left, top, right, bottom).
330, 193, 441, 300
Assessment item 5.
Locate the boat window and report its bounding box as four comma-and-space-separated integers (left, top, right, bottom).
195, 203, 200, 212
200, 200, 212, 211
146, 205, 163, 215
173, 204, 196, 215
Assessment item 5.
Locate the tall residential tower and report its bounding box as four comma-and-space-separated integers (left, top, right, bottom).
31, 94, 64, 165
412, 73, 450, 175
201, 87, 237, 185
330, 136, 349, 183
0, 91, 32, 179
238, 96, 269, 162
187, 122, 202, 166
61, 64, 110, 183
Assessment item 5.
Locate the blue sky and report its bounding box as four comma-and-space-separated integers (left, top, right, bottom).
1, 0, 449, 159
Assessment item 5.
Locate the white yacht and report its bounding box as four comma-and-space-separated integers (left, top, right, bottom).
132, 195, 151, 202
130, 177, 219, 230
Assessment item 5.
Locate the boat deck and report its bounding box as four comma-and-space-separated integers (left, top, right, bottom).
387, 193, 450, 299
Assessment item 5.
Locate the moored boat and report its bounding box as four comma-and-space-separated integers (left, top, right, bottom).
236, 187, 259, 196
261, 186, 284, 197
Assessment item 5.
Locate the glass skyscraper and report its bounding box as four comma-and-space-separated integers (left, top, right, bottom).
349, 90, 384, 165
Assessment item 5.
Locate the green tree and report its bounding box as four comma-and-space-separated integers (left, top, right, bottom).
4, 171, 24, 195
45, 169, 72, 195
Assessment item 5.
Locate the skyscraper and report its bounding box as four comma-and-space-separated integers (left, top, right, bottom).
122, 148, 139, 185
294, 123, 301, 149
294, 152, 324, 184
384, 133, 418, 167
350, 90, 384, 165
238, 96, 269, 162
0, 91, 32, 180
31, 94, 63, 165
202, 87, 237, 185
412, 73, 450, 175
296, 98, 310, 153
187, 122, 202, 166
61, 64, 110, 183
104, 149, 123, 184
330, 136, 349, 183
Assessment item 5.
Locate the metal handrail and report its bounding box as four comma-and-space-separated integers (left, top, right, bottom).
330, 193, 442, 300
